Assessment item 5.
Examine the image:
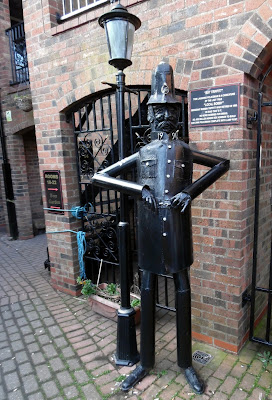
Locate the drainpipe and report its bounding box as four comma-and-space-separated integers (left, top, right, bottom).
0, 98, 18, 239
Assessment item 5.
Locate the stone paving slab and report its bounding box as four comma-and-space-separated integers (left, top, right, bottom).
0, 233, 271, 399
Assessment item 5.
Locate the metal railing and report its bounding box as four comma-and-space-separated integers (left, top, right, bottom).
59, 0, 108, 22
5, 22, 29, 85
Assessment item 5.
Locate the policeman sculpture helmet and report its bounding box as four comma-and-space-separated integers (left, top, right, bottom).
147, 62, 181, 139
147, 61, 180, 105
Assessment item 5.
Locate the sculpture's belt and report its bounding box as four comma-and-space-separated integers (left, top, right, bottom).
157, 200, 171, 208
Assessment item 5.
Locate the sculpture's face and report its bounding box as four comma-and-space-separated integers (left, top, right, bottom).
148, 104, 180, 135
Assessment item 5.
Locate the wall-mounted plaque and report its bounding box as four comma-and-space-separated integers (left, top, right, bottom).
43, 170, 64, 213
190, 84, 240, 127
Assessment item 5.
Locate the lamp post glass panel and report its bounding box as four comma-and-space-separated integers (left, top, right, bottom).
98, 1, 141, 70
106, 19, 135, 68
98, 1, 141, 366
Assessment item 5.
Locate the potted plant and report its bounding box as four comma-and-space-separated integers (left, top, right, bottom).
77, 277, 141, 323
14, 81, 33, 112
14, 94, 32, 112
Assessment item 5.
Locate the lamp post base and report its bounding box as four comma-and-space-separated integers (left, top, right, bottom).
115, 307, 140, 366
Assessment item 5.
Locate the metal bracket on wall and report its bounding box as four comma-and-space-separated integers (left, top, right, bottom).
242, 288, 251, 307
247, 110, 258, 129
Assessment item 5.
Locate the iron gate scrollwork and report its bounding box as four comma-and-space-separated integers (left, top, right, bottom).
71, 86, 188, 308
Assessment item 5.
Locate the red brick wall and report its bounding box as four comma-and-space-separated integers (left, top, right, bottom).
189, 73, 260, 350
22, 0, 272, 350
2, 99, 35, 239
24, 130, 45, 233
40, 119, 82, 295
0, 0, 37, 239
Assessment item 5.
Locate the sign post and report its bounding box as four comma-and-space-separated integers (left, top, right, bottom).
43, 170, 64, 213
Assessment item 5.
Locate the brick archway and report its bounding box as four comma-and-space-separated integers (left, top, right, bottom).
55, 56, 189, 113
54, 1, 272, 112
223, 2, 272, 80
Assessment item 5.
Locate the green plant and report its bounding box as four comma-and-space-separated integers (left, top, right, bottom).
77, 277, 96, 296
257, 351, 272, 369
77, 278, 121, 298
77, 276, 83, 284
14, 93, 31, 100
106, 283, 118, 296
157, 370, 168, 378
14, 92, 33, 112
115, 374, 126, 382
131, 298, 141, 307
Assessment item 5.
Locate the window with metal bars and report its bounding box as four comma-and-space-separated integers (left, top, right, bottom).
58, 0, 108, 22
5, 22, 29, 85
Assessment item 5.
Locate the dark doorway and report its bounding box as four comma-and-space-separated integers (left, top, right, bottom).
249, 64, 272, 346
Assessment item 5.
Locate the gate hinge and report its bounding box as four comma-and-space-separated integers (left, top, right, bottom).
247, 110, 258, 129
242, 289, 251, 307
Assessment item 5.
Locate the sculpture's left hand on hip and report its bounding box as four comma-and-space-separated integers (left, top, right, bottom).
142, 187, 157, 211
170, 192, 191, 213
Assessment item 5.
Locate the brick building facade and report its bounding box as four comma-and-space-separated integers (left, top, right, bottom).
0, 0, 44, 238
1, 0, 271, 353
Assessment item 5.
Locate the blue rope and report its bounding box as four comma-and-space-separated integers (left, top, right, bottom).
77, 231, 87, 279
47, 229, 87, 279
47, 230, 78, 234
44, 203, 93, 278
71, 205, 88, 219
43, 203, 93, 219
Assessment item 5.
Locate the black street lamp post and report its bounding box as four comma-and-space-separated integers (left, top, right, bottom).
98, 0, 141, 366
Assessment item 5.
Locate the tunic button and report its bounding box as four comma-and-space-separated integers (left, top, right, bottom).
163, 217, 167, 221
182, 164, 185, 168
168, 145, 172, 149
168, 160, 171, 164
166, 174, 170, 178
165, 190, 169, 194
163, 233, 167, 237
146, 162, 149, 166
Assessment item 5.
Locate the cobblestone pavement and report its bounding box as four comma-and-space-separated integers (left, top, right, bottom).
0, 233, 271, 400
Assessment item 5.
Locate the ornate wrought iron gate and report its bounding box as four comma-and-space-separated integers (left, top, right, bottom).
249, 65, 272, 346
70, 85, 188, 309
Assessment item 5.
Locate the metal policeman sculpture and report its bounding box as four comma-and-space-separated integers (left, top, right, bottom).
92, 62, 230, 394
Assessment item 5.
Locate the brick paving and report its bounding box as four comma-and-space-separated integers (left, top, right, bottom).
0, 233, 271, 400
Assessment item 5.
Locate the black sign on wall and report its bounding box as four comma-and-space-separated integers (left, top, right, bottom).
43, 170, 64, 213
190, 84, 240, 127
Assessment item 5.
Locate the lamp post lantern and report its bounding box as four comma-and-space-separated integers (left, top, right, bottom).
98, 0, 141, 366
98, 1, 141, 71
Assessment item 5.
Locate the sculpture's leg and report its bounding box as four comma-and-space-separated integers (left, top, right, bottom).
121, 270, 156, 392
174, 269, 204, 395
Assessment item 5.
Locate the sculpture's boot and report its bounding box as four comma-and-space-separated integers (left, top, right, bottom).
122, 271, 156, 392
174, 271, 204, 395
121, 365, 149, 391
184, 366, 204, 394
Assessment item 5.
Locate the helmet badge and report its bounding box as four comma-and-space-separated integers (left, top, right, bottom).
161, 83, 170, 95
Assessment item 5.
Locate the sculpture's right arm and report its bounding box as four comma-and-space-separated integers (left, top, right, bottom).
91, 152, 144, 197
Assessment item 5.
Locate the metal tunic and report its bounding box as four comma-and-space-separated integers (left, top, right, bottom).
137, 138, 194, 274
